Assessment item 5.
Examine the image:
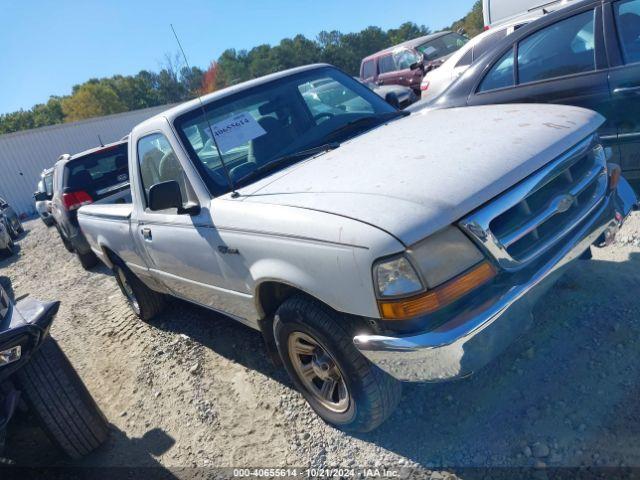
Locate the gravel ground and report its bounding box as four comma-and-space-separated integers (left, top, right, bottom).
1, 214, 640, 476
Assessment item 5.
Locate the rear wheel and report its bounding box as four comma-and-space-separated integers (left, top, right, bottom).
4, 219, 18, 239
57, 226, 74, 252
113, 261, 165, 321
15, 336, 110, 459
273, 295, 401, 432
77, 251, 98, 270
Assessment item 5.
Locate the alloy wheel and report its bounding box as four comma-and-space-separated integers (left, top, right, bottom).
287, 331, 350, 413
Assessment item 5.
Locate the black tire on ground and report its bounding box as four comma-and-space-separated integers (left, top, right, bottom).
57, 227, 74, 252
273, 294, 402, 433
77, 250, 99, 270
4, 220, 18, 240
15, 336, 110, 459
113, 260, 166, 321
16, 222, 24, 234
1, 239, 15, 258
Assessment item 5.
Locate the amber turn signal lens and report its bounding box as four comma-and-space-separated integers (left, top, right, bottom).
378, 261, 496, 320
608, 163, 622, 192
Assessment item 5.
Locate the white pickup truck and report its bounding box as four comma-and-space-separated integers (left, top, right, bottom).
78, 64, 637, 432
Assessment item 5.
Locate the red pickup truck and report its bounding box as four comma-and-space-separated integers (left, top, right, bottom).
359, 31, 469, 94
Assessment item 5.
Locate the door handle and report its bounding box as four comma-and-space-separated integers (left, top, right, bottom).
141, 227, 152, 240
613, 86, 640, 96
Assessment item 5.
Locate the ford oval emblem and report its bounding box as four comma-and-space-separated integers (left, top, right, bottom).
556, 194, 574, 213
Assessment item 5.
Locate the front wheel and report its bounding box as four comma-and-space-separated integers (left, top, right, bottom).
15, 336, 110, 459
113, 261, 165, 321
273, 295, 402, 433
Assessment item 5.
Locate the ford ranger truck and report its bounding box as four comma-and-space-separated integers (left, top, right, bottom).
77, 64, 638, 432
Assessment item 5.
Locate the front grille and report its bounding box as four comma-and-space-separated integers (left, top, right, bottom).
460, 135, 608, 270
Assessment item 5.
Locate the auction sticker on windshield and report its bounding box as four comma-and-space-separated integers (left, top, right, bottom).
205, 112, 266, 154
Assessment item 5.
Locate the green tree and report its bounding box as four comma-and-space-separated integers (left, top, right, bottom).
32, 98, 64, 127
61, 83, 127, 122
387, 22, 431, 45
450, 0, 484, 38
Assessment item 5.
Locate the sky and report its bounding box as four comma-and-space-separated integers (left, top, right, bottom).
0, 0, 476, 115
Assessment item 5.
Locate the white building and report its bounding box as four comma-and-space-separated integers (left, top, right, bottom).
0, 104, 172, 216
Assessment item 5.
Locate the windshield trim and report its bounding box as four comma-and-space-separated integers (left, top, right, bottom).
173, 66, 396, 198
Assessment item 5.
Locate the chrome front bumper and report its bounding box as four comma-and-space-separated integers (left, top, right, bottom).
353, 181, 638, 382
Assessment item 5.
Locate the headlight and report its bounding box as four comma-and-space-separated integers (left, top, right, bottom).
374, 255, 423, 298
374, 227, 496, 321
407, 227, 485, 289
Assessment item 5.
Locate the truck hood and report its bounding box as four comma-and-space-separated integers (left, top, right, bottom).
241, 104, 604, 246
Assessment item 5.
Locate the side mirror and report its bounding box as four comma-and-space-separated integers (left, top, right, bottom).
148, 181, 200, 215
409, 61, 424, 72
384, 91, 401, 109
34, 191, 48, 202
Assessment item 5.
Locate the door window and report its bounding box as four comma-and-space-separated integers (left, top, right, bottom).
517, 10, 596, 84
456, 48, 473, 69
478, 49, 515, 92
362, 60, 376, 79
378, 55, 397, 74
137, 133, 190, 209
44, 173, 54, 196
614, 0, 640, 64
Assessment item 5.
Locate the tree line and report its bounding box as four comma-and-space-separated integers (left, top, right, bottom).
0, 1, 482, 135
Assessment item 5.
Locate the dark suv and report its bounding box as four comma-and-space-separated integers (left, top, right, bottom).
360, 31, 469, 93
51, 140, 130, 269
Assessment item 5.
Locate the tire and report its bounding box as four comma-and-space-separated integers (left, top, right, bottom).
77, 250, 99, 270
273, 295, 402, 433
4, 219, 18, 240
15, 336, 110, 459
113, 260, 166, 321
1, 239, 15, 258
12, 217, 23, 235
57, 227, 74, 252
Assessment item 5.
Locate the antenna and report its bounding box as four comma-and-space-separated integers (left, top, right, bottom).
97, 134, 104, 147
170, 24, 238, 198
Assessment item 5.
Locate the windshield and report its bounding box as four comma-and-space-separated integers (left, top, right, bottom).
417, 33, 470, 61
174, 67, 397, 196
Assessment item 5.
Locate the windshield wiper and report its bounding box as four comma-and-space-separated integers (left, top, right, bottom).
324, 110, 410, 142
235, 142, 341, 187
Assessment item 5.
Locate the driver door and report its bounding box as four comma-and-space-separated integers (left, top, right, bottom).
134, 131, 235, 313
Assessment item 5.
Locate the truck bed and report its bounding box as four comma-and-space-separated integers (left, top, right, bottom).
78, 187, 133, 220
78, 203, 133, 220
77, 187, 137, 269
